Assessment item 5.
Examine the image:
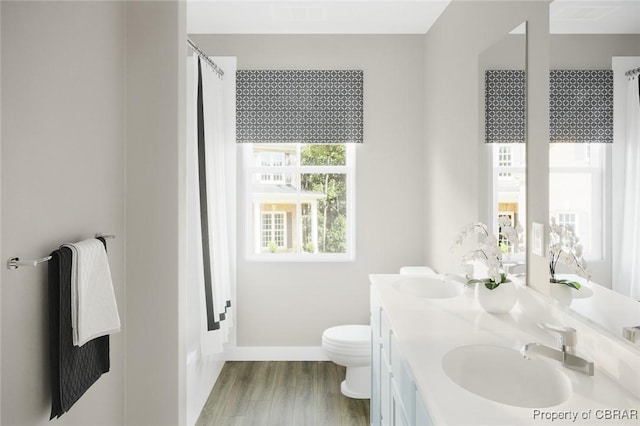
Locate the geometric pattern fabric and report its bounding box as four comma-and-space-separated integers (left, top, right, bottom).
485, 69, 613, 144
236, 70, 364, 143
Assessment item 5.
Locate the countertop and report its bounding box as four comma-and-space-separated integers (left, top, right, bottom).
370, 274, 640, 425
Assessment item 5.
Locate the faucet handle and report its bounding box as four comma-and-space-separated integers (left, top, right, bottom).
538, 323, 577, 347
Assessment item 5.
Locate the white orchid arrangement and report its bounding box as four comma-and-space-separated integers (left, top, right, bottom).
452, 217, 521, 290
549, 218, 591, 290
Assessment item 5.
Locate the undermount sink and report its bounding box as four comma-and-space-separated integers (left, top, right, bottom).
442, 345, 572, 408
392, 275, 461, 299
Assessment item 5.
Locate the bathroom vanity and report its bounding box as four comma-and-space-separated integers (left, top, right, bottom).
370, 274, 640, 425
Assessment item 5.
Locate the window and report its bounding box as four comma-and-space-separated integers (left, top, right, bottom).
549, 144, 605, 260
557, 212, 577, 230
259, 152, 285, 183
261, 211, 286, 250
497, 146, 513, 178
244, 143, 355, 260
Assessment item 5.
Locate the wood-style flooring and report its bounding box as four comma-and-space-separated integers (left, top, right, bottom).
196, 361, 370, 426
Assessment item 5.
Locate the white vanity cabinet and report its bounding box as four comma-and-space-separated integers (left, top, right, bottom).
371, 292, 433, 426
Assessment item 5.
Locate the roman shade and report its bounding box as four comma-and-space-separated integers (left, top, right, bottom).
485, 69, 613, 144
236, 70, 364, 144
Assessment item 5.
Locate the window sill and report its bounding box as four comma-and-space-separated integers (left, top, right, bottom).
246, 253, 355, 263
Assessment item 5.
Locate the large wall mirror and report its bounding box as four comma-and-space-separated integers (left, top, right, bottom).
479, 23, 527, 279
543, 1, 640, 342
479, 4, 640, 346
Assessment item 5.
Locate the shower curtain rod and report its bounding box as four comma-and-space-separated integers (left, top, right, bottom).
187, 38, 224, 79
625, 67, 640, 77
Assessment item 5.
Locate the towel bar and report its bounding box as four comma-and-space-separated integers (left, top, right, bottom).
7, 256, 53, 270
95, 233, 115, 239
7, 233, 116, 270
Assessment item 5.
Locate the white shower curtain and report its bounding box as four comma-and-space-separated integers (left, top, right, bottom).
189, 56, 233, 356
615, 75, 640, 300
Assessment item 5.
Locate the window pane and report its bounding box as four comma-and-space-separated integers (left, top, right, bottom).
550, 172, 593, 254
301, 173, 347, 253
549, 143, 604, 259
301, 144, 346, 166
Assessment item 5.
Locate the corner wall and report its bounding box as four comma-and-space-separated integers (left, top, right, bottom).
125, 1, 187, 424
1, 2, 125, 424
189, 34, 426, 349
423, 1, 550, 287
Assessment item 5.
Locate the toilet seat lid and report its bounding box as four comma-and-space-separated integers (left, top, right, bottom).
323, 325, 370, 345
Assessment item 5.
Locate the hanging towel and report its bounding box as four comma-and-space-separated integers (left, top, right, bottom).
49, 246, 110, 419
62, 239, 121, 346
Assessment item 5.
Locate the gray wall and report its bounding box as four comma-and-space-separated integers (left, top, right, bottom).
1, 2, 125, 424
189, 34, 426, 347
1, 1, 189, 425
125, 1, 187, 424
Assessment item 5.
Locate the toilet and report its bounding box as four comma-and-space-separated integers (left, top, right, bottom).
399, 265, 437, 276
322, 324, 371, 399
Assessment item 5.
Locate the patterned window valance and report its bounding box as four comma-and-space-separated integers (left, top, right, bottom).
236, 70, 364, 144
485, 69, 613, 144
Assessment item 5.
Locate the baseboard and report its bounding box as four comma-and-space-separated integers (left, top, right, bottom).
223, 345, 329, 361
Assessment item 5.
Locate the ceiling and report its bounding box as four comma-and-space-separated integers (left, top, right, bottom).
187, 0, 640, 35
187, 1, 450, 34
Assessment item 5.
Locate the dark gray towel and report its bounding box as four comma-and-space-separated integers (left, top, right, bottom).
49, 243, 110, 419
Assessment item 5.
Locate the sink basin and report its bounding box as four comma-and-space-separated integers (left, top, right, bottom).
392, 276, 461, 299
442, 345, 572, 408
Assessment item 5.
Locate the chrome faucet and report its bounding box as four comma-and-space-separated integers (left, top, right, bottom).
521, 323, 594, 376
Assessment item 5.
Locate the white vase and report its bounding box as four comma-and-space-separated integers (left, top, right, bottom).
549, 282, 573, 305
475, 280, 518, 313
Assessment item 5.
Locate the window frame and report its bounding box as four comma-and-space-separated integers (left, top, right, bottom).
242, 143, 356, 262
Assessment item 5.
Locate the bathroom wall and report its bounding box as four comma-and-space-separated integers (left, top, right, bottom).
1, 2, 125, 424
2, 1, 189, 425
189, 34, 426, 349
423, 1, 550, 290
125, 1, 187, 424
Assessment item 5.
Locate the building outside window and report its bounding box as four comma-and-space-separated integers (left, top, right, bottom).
244, 143, 355, 260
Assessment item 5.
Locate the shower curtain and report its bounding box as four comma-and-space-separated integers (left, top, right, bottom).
616, 75, 640, 300
189, 56, 233, 355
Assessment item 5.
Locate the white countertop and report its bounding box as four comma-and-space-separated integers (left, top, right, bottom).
370, 274, 640, 425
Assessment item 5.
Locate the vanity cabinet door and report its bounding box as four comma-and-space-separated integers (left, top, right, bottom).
391, 333, 415, 425
380, 349, 392, 425
415, 390, 434, 426
371, 314, 382, 426
392, 383, 411, 426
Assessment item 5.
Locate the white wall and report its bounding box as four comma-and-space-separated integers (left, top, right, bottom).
423, 1, 550, 292
125, 1, 187, 425
1, 2, 125, 424
189, 34, 426, 349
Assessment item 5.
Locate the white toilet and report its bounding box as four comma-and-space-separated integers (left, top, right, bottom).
322, 324, 371, 399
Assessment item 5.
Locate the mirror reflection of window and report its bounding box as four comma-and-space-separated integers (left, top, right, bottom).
549, 143, 606, 261
492, 144, 526, 255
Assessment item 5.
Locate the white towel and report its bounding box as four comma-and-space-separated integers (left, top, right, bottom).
63, 239, 121, 346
